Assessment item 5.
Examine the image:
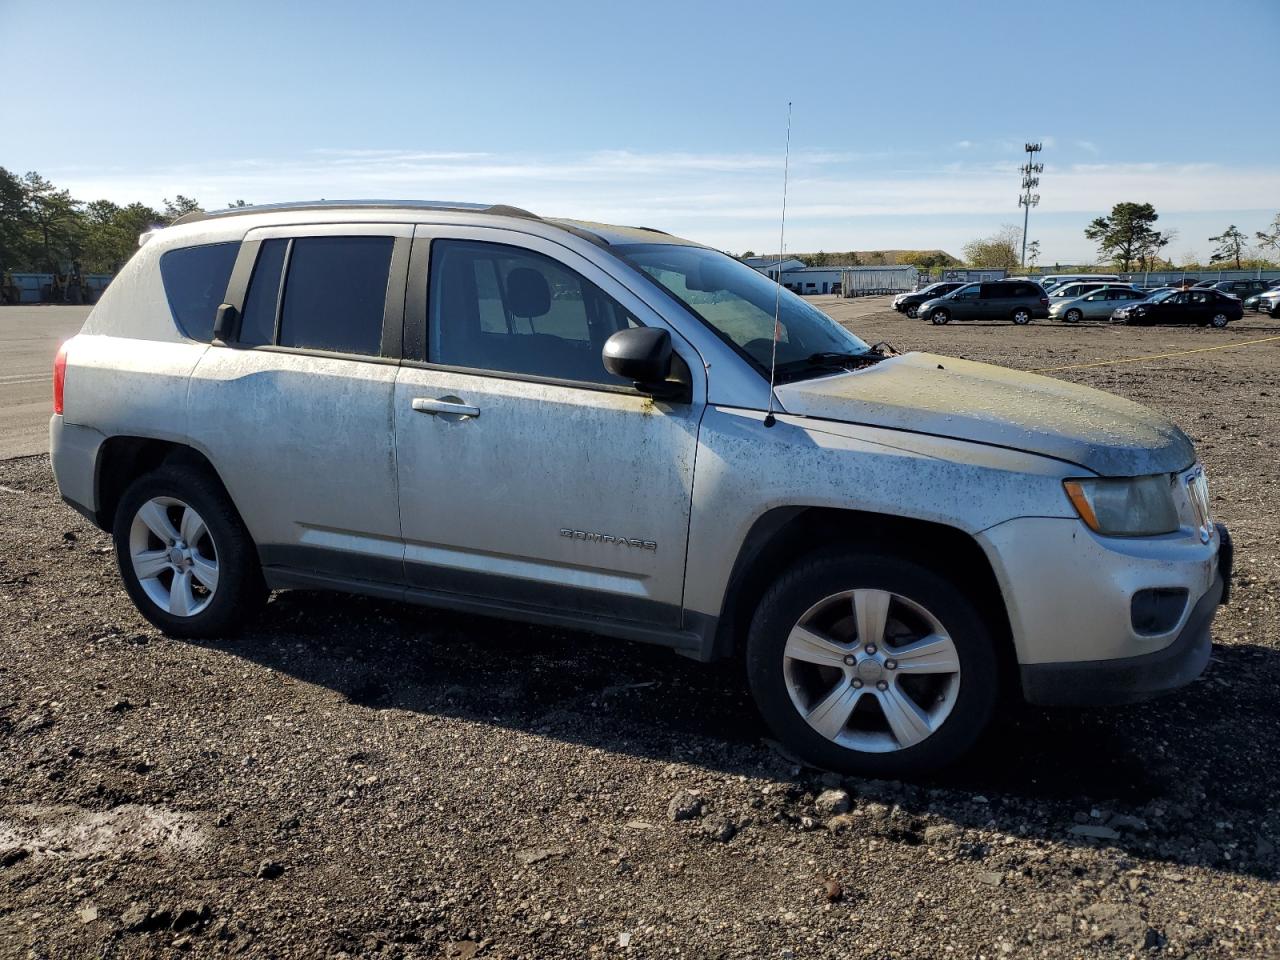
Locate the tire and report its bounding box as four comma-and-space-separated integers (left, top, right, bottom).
745, 549, 999, 776
1209, 313, 1229, 328
1064, 309, 1083, 324
929, 308, 950, 325
1011, 308, 1032, 325
906, 304, 919, 319
113, 465, 267, 638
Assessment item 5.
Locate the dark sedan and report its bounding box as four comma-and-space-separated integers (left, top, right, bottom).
893, 282, 965, 318
1111, 288, 1243, 328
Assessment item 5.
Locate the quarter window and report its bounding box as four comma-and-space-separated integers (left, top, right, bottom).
238, 239, 288, 347
159, 242, 240, 341
428, 239, 638, 386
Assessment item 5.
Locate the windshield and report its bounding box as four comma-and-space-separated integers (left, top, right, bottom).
613, 244, 870, 372
1146, 289, 1175, 303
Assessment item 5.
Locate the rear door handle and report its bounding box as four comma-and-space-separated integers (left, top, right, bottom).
412, 396, 480, 419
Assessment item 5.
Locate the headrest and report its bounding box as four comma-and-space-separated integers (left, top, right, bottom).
506, 267, 551, 318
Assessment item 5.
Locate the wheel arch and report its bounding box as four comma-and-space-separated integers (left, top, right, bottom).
712, 506, 1017, 688
95, 436, 232, 532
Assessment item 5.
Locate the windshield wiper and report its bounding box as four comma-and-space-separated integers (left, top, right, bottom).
773, 349, 885, 383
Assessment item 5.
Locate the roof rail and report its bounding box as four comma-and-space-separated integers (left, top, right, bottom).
169, 199, 541, 227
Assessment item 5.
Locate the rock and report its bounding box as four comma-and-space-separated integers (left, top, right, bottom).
172, 903, 210, 932
76, 905, 99, 924
121, 902, 172, 932
15, 712, 52, 735
0, 848, 30, 868
823, 879, 843, 903
667, 790, 704, 822
978, 871, 1004, 887
1082, 902, 1161, 950
106, 699, 134, 714
815, 789, 851, 816
618, 931, 632, 948
701, 815, 736, 843
859, 801, 891, 821
1069, 824, 1121, 841
925, 823, 960, 845
824, 814, 857, 833
256, 860, 285, 880
515, 847, 567, 865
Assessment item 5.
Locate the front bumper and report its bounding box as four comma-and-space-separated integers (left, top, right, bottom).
978, 515, 1231, 706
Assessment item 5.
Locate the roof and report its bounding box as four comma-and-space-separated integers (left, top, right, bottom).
168, 200, 696, 248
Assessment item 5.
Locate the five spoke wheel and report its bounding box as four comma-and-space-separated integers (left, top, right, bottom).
782, 588, 961, 753
129, 496, 219, 617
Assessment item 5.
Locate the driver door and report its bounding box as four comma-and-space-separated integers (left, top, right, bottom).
392, 226, 706, 627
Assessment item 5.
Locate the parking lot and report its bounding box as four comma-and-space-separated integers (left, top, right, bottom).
2, 299, 1278, 957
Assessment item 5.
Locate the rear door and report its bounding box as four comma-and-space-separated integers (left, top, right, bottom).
392, 227, 705, 627
187, 223, 412, 582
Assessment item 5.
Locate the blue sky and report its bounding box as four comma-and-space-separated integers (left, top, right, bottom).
4, 0, 1277, 263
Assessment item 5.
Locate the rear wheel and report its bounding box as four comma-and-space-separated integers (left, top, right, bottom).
1011, 308, 1032, 325
1210, 312, 1230, 328
930, 308, 950, 325
1063, 308, 1083, 324
113, 465, 267, 638
746, 550, 999, 776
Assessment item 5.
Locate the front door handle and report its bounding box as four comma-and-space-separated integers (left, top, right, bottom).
412, 396, 480, 419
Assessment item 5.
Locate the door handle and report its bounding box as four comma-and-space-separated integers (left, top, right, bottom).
412, 396, 480, 419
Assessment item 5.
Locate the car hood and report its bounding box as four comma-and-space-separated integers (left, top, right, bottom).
774, 351, 1196, 476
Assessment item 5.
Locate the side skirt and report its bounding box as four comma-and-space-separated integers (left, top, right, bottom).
262, 566, 715, 659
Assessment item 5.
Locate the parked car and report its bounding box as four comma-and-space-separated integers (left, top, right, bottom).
1037, 273, 1120, 291
1212, 279, 1272, 300
1255, 287, 1280, 318
921, 280, 1050, 325
49, 200, 1231, 776
1111, 288, 1243, 327
892, 281, 965, 318
1049, 287, 1148, 323
1049, 281, 1115, 301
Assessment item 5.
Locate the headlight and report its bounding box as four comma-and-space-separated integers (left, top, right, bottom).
1063, 475, 1179, 537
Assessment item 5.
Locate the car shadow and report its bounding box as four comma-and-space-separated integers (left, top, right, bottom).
195, 589, 1279, 880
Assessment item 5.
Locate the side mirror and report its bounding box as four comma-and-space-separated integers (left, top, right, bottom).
603, 327, 680, 396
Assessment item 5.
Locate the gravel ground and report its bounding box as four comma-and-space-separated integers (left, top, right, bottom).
2, 301, 1278, 958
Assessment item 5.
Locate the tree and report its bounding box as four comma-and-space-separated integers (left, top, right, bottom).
962, 224, 1022, 271
81, 199, 164, 272
741, 250, 757, 258
22, 172, 83, 272
227, 199, 249, 208
162, 195, 202, 223
1255, 214, 1280, 256
1025, 240, 1041, 271
1083, 202, 1168, 271
1208, 225, 1247, 270
0, 167, 28, 273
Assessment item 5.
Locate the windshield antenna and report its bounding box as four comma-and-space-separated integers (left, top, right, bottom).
763, 101, 792, 428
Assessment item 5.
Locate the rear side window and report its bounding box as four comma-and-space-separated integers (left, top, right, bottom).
159, 242, 239, 341
279, 237, 393, 355
233, 236, 394, 355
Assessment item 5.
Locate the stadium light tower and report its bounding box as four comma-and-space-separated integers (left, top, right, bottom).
1018, 142, 1043, 269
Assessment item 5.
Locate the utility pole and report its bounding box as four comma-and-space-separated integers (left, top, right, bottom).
1018, 142, 1043, 269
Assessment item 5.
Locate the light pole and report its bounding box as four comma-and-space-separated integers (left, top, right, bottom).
1019, 142, 1043, 270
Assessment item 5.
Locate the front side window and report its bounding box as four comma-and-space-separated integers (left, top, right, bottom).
613, 243, 870, 376
159, 242, 240, 341
428, 239, 637, 386
951, 284, 979, 300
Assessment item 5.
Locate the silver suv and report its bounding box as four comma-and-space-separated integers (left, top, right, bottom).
50, 201, 1231, 775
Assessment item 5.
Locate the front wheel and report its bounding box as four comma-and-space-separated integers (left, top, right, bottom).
906, 304, 919, 319
1011, 308, 1032, 325
113, 465, 267, 638
746, 550, 999, 776
1210, 312, 1230, 328
1063, 309, 1083, 324
929, 309, 950, 325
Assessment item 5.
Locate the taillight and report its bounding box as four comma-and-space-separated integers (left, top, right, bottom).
1040, 297, 1049, 305
53, 343, 68, 415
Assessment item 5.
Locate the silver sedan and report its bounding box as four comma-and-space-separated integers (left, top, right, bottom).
1049, 287, 1149, 323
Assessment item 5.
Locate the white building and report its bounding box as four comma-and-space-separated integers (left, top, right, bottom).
741, 257, 918, 295
742, 256, 806, 281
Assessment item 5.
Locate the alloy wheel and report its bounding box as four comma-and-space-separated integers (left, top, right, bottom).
1210, 313, 1229, 328
1012, 309, 1031, 325
782, 588, 961, 753
128, 496, 219, 617
1065, 309, 1082, 324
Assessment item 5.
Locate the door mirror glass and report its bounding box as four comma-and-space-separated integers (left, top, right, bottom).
603, 327, 673, 388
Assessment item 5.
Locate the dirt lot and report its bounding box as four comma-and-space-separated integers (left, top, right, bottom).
2, 300, 1278, 958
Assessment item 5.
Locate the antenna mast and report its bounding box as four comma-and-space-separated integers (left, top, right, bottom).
763, 101, 792, 428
